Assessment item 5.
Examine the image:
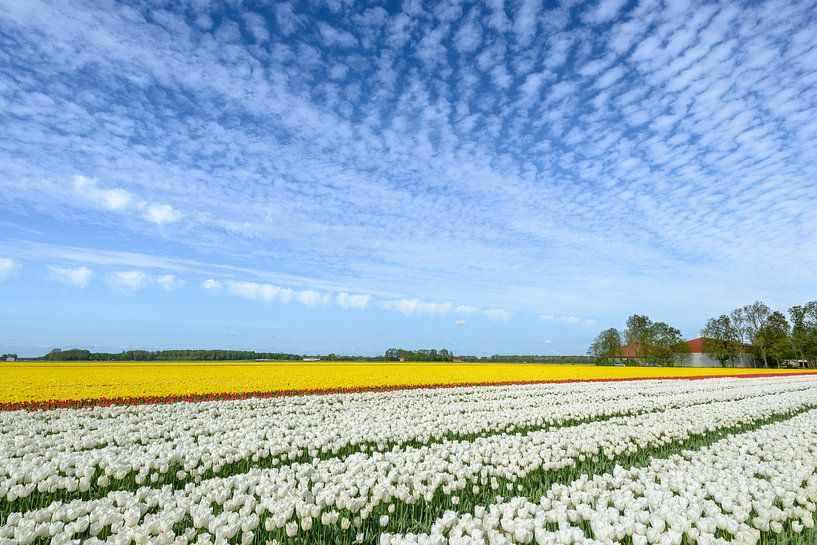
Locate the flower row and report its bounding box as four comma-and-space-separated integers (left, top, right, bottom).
1, 372, 805, 412
2, 377, 812, 504
3, 382, 816, 544
382, 409, 817, 545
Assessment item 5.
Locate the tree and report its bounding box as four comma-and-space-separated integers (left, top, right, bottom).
804, 300, 817, 367
760, 311, 791, 367
620, 315, 689, 363
648, 322, 687, 360
729, 306, 753, 365
742, 301, 771, 367
789, 302, 817, 367
588, 328, 622, 363
384, 348, 400, 360
701, 315, 740, 367
624, 315, 653, 345
623, 315, 656, 358
43, 348, 91, 361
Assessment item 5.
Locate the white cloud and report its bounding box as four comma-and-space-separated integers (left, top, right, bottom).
220, 280, 354, 309
484, 308, 512, 321
224, 282, 331, 308
486, 0, 511, 32
50, 266, 92, 288
242, 12, 269, 43
225, 280, 293, 303
73, 175, 132, 211
202, 278, 222, 290
317, 21, 357, 48
541, 314, 597, 327
513, 0, 542, 45
520, 72, 548, 100
379, 298, 453, 317
455, 319, 467, 325
0, 258, 20, 281
560, 315, 596, 327
155, 274, 177, 291
378, 300, 511, 320
584, 0, 629, 24
110, 270, 147, 291
336, 292, 371, 310
296, 289, 330, 307
144, 203, 181, 225
453, 18, 482, 53
72, 176, 180, 225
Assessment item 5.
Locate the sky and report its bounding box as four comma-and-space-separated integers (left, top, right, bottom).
1, 0, 816, 357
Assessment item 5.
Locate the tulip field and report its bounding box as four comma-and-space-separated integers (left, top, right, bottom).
2, 361, 809, 407
4, 374, 817, 545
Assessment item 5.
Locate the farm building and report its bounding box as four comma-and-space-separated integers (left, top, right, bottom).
783, 359, 811, 368
613, 342, 651, 364
614, 339, 756, 367
679, 337, 755, 368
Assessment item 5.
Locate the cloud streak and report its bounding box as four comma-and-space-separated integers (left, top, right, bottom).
379, 298, 454, 317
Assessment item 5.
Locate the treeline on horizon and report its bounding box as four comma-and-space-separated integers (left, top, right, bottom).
30, 347, 595, 363
382, 348, 593, 363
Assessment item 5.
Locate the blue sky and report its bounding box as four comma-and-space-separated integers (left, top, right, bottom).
1, 0, 816, 357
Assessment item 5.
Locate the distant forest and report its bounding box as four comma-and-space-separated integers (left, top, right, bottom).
41, 349, 303, 361
29, 347, 595, 363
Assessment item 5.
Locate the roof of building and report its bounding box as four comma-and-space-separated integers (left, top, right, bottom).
687, 337, 707, 354
686, 337, 752, 353
618, 342, 644, 358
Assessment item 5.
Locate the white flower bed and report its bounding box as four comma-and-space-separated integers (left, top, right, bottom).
382, 409, 817, 545
1, 377, 812, 501
2, 377, 817, 545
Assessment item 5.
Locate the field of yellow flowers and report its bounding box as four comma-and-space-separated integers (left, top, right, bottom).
1, 360, 812, 405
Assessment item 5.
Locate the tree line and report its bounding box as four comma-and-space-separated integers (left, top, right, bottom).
588, 300, 817, 368
20, 347, 594, 363
700, 300, 817, 368
382, 349, 594, 363
384, 348, 456, 361
41, 349, 304, 361
588, 314, 689, 364
482, 354, 596, 363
